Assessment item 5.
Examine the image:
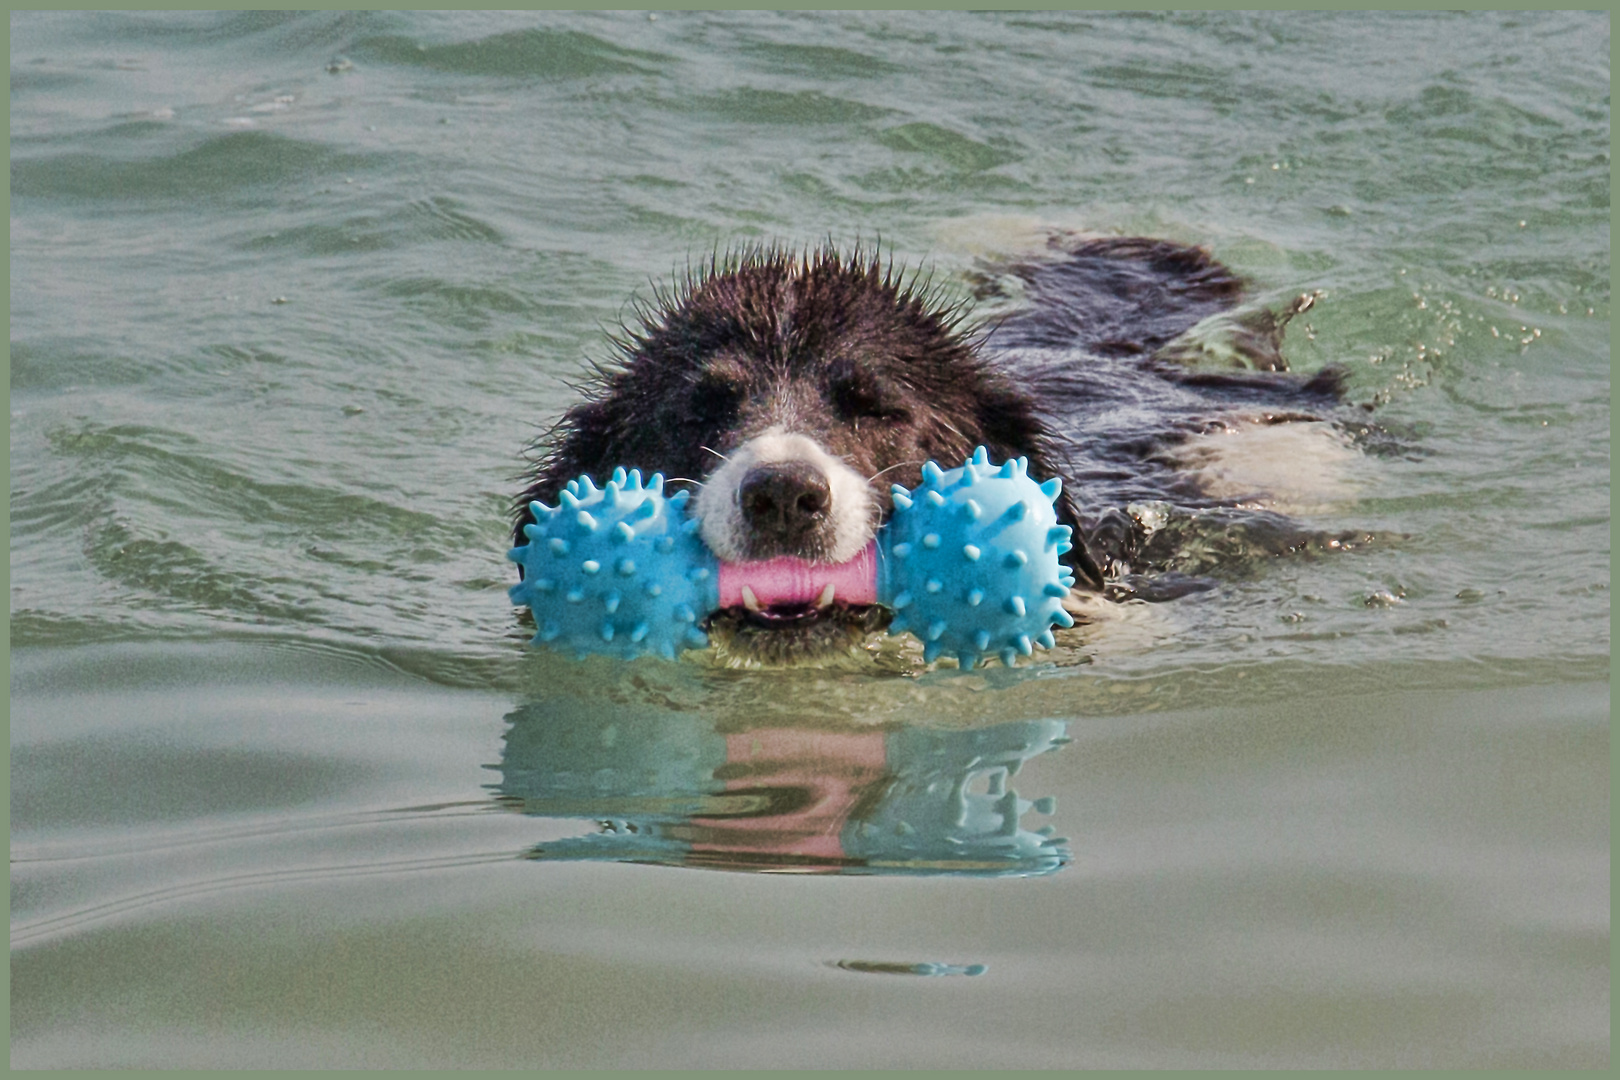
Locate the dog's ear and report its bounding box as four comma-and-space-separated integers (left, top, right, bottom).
972, 382, 1046, 460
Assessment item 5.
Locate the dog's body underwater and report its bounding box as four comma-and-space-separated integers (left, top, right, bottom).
514, 235, 1351, 664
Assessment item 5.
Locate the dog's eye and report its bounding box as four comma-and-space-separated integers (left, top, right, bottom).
830, 367, 904, 421
690, 374, 742, 425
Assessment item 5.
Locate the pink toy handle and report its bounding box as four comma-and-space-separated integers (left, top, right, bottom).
716, 541, 878, 609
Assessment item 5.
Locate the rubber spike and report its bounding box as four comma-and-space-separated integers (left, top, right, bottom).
548, 537, 569, 555
1039, 477, 1062, 500
1005, 595, 1026, 617
630, 622, 650, 643
971, 446, 989, 465
1043, 582, 1069, 598
958, 651, 979, 670
923, 640, 945, 664
1052, 608, 1075, 628
1036, 629, 1056, 649
575, 510, 598, 533
926, 619, 947, 641
599, 621, 615, 642
603, 591, 620, 614
1000, 647, 1018, 668
961, 499, 982, 521
967, 588, 984, 606
612, 521, 634, 543
974, 629, 991, 651
1015, 634, 1033, 656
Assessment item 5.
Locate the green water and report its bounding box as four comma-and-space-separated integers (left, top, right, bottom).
9, 10, 1609, 1068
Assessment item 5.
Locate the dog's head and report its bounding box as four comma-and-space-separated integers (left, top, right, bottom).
518, 247, 1077, 661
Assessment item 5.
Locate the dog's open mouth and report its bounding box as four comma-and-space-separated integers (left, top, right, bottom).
706, 543, 890, 660
714, 542, 880, 628
730, 596, 882, 630
738, 598, 828, 629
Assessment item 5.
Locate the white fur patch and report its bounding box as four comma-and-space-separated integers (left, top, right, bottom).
693, 427, 877, 564
1173, 419, 1362, 516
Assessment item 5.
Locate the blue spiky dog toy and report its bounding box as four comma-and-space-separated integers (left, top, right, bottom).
508, 447, 1077, 667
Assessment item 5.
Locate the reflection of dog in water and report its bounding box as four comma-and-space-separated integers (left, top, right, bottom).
495, 699, 1070, 877
514, 234, 1361, 664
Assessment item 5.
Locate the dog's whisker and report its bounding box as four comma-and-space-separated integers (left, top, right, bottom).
699, 446, 729, 461
867, 460, 924, 483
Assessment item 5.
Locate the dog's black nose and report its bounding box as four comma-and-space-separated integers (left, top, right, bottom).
738, 462, 831, 545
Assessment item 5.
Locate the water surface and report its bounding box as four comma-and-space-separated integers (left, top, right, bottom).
9, 10, 1609, 1068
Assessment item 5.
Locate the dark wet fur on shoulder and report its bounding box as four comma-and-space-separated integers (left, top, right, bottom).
515, 235, 1353, 609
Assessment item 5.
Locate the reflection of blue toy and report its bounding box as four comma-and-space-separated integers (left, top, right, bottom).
496, 697, 1072, 878
508, 447, 1077, 667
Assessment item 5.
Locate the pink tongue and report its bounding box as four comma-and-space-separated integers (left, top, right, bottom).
716, 541, 878, 608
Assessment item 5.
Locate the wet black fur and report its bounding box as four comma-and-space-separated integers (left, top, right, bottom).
514, 236, 1346, 602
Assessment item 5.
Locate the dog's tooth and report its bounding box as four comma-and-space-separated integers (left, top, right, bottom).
741, 585, 762, 612
816, 582, 836, 610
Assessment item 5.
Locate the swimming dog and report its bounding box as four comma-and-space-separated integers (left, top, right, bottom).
514, 236, 1348, 663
